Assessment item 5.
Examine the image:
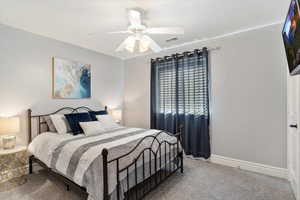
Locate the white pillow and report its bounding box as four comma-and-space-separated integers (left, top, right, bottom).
79, 121, 107, 136
50, 114, 71, 134
96, 114, 120, 130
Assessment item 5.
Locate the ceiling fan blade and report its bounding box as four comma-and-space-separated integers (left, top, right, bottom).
142, 35, 162, 53
116, 36, 136, 52
108, 30, 131, 34
128, 10, 142, 27
146, 27, 184, 35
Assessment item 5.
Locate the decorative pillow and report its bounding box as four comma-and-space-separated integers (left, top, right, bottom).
44, 116, 57, 133
96, 114, 120, 130
50, 114, 72, 134
65, 113, 93, 135
88, 110, 108, 121
79, 121, 107, 136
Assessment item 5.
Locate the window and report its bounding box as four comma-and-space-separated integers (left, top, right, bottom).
156, 54, 209, 117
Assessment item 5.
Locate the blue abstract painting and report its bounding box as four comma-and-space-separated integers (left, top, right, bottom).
52, 57, 91, 98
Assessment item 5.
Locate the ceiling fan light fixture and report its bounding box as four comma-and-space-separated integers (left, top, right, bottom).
125, 42, 135, 53
124, 36, 136, 52
111, 9, 184, 53
139, 39, 150, 53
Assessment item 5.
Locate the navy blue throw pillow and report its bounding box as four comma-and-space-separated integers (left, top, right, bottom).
65, 113, 92, 135
88, 110, 108, 121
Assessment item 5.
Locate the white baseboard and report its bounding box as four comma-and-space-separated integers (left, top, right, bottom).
209, 154, 288, 179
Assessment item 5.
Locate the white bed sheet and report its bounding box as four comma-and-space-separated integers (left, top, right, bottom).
28, 132, 83, 167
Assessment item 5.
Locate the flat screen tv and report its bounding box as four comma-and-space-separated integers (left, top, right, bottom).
283, 0, 300, 75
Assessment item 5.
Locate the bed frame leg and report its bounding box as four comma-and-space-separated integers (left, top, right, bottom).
29, 155, 33, 174
66, 184, 70, 191
180, 152, 184, 173
102, 148, 109, 200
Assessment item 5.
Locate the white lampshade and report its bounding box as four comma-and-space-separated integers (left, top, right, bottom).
112, 110, 122, 123
139, 39, 150, 53
0, 117, 20, 135
125, 37, 136, 53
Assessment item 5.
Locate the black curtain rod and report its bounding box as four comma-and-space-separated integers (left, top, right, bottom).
151, 47, 208, 63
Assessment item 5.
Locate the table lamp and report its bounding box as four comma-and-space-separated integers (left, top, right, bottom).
112, 109, 122, 124
0, 117, 20, 149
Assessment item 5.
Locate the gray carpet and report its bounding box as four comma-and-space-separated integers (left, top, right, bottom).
0, 159, 295, 200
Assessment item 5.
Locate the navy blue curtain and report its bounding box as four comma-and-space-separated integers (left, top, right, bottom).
150, 48, 210, 159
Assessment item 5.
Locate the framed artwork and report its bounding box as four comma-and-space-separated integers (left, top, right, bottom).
52, 57, 91, 99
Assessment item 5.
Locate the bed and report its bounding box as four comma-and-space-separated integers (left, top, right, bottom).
27, 106, 183, 200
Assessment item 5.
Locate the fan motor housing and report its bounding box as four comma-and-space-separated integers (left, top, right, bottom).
128, 25, 147, 33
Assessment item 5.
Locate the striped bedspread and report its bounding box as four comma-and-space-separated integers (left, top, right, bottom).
29, 127, 180, 200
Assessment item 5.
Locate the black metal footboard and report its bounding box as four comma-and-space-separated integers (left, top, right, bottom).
101, 131, 184, 200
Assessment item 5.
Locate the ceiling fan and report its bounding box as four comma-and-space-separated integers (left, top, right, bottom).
109, 9, 184, 53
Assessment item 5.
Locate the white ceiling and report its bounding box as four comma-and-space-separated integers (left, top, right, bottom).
0, 0, 289, 59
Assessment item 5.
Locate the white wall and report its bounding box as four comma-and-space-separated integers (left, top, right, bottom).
0, 24, 124, 145
123, 24, 288, 168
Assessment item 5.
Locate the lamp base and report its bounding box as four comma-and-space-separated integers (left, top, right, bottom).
2, 135, 16, 150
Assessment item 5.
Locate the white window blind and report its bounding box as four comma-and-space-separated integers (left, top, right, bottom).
157, 54, 209, 117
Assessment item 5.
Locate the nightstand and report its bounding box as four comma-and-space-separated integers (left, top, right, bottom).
0, 145, 28, 184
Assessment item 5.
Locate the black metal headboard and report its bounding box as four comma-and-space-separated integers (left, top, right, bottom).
27, 106, 108, 144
